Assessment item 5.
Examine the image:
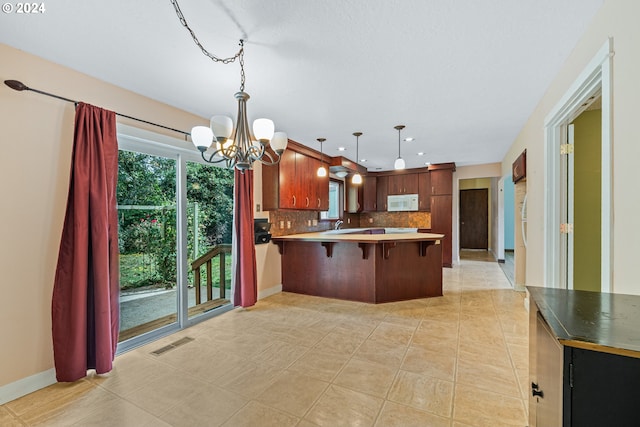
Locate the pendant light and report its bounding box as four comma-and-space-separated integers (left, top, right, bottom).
394, 125, 406, 170
352, 132, 363, 184
317, 138, 327, 177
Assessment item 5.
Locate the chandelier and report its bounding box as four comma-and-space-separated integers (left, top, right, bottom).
171, 0, 287, 171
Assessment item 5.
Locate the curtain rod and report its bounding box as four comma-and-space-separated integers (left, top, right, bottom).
4, 79, 191, 138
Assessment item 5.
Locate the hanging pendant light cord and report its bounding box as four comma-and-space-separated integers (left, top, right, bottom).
170, 0, 246, 90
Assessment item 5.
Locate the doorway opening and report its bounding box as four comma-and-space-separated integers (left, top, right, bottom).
544, 39, 613, 291
459, 178, 494, 262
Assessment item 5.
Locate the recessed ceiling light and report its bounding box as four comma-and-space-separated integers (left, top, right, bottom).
424, 162, 431, 166
404, 137, 414, 142
337, 147, 346, 151
360, 159, 367, 162
375, 167, 382, 170
417, 152, 425, 156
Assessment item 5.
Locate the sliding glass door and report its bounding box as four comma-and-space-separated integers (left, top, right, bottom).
116, 126, 234, 350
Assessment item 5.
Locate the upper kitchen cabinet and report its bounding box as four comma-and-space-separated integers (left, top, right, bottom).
429, 163, 455, 195
418, 172, 431, 211
388, 173, 419, 195
262, 141, 329, 211
362, 175, 377, 212
376, 175, 389, 211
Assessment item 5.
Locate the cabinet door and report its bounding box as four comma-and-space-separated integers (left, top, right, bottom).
430, 195, 452, 266
299, 153, 316, 209
278, 149, 298, 208
376, 176, 388, 211
316, 159, 329, 210
533, 312, 564, 427
362, 176, 377, 211
430, 169, 453, 195
418, 172, 431, 211
403, 174, 419, 194
387, 175, 403, 195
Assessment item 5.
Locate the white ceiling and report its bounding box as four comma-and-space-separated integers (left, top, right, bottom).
0, 0, 604, 170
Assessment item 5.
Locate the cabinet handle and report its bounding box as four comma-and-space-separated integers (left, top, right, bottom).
531, 383, 544, 398
317, 198, 321, 208
292, 195, 296, 206
305, 197, 309, 207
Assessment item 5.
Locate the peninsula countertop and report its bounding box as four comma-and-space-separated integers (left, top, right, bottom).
271, 229, 445, 244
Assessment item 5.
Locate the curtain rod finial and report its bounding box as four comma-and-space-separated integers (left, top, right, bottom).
4, 80, 29, 91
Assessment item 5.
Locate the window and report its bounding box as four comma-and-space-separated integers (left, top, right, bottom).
320, 179, 343, 220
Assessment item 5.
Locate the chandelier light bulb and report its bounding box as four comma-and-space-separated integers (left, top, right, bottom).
253, 118, 275, 143
271, 132, 288, 153
352, 173, 363, 184
394, 157, 406, 170
317, 166, 327, 177
210, 115, 233, 140
191, 126, 214, 151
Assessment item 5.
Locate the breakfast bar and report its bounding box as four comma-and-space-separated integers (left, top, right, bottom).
271, 229, 444, 303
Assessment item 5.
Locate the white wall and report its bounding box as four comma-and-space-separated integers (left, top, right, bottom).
500, 0, 640, 293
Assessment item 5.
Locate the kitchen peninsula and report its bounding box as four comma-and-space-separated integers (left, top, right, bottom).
271, 229, 444, 303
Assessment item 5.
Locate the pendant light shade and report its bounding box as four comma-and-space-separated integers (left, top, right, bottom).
316, 138, 327, 177
352, 132, 363, 185
394, 125, 406, 170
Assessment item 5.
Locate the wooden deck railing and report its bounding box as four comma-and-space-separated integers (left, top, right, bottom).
190, 244, 232, 305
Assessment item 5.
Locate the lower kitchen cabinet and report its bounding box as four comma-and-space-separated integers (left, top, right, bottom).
529, 287, 640, 427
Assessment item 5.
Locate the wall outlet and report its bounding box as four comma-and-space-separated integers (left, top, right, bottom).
256, 203, 261, 212
368, 217, 373, 223
312, 219, 318, 226
287, 221, 291, 229
347, 218, 351, 224
307, 220, 312, 226
279, 220, 284, 229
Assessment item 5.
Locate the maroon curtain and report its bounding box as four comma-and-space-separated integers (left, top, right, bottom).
232, 169, 258, 307
51, 103, 120, 382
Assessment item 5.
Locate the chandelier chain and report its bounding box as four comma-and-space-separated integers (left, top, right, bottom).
170, 0, 245, 83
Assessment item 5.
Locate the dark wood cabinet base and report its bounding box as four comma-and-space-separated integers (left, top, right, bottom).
276, 239, 443, 303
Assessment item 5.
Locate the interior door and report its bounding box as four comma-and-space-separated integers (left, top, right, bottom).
459, 189, 488, 249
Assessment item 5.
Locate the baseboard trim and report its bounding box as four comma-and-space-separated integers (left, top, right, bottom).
258, 284, 282, 300
0, 368, 56, 405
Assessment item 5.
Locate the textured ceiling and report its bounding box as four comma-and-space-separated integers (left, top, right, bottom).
0, 0, 604, 169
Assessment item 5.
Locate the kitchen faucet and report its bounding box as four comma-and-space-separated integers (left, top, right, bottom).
334, 220, 344, 230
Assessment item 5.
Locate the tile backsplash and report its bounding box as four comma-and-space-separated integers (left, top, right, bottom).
268, 210, 430, 237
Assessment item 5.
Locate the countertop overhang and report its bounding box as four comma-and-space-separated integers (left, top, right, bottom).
271, 230, 444, 244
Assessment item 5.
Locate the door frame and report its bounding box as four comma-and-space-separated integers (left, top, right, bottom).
543, 38, 613, 292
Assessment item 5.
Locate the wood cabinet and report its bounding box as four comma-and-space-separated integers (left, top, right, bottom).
388, 173, 419, 195
362, 176, 377, 212
376, 175, 388, 211
262, 145, 329, 211
430, 195, 452, 267
417, 172, 431, 211
430, 168, 453, 195
528, 288, 640, 427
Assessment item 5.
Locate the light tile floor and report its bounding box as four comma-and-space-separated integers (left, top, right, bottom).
2, 260, 529, 426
